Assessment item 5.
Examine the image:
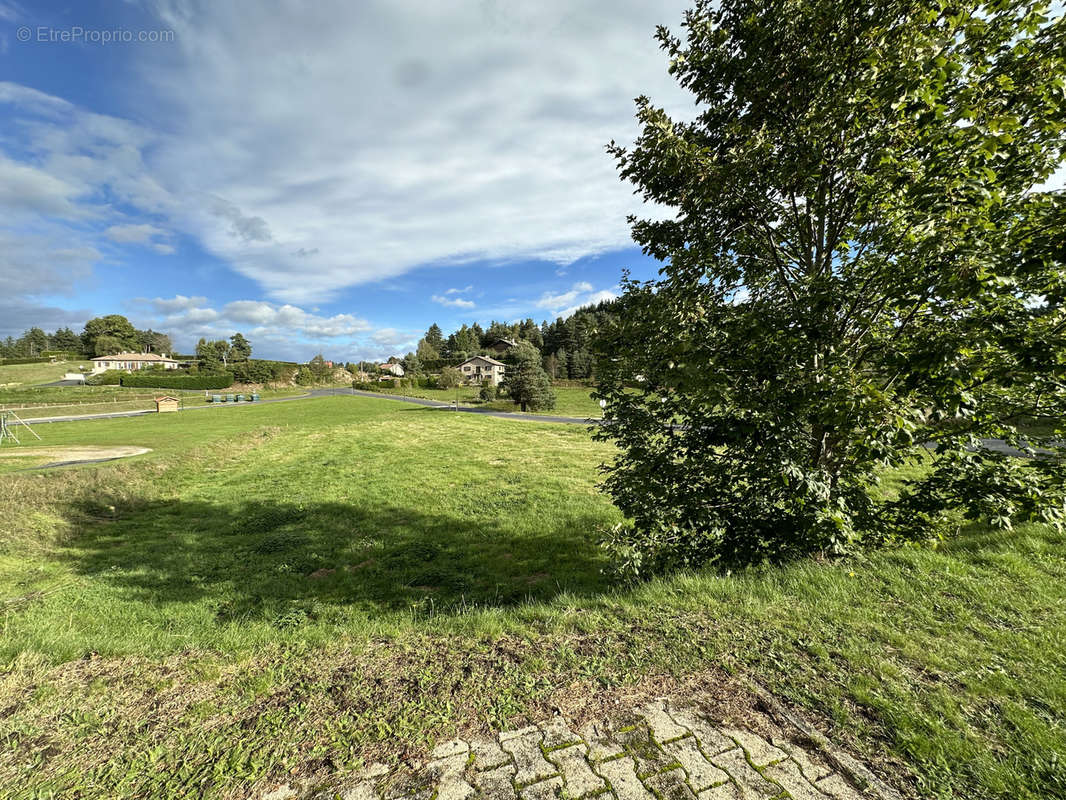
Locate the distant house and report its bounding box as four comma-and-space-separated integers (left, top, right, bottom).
458, 355, 506, 387
91, 352, 179, 373
489, 338, 517, 355
379, 362, 405, 377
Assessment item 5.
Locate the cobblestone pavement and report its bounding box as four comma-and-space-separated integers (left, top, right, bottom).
261, 700, 899, 800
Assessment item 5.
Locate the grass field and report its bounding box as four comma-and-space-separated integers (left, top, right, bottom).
1, 395, 1064, 799
361, 384, 602, 417
0, 370, 307, 421
0, 360, 92, 387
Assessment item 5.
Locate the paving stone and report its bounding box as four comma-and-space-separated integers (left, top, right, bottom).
383, 787, 433, 800
665, 709, 737, 756
500, 725, 540, 742
518, 775, 564, 800
644, 767, 698, 800
334, 782, 380, 800
615, 725, 675, 778
764, 759, 828, 800
709, 748, 781, 799
595, 756, 656, 800
475, 765, 518, 800
432, 739, 471, 760
579, 721, 625, 761
471, 736, 513, 771
547, 743, 606, 798
770, 739, 832, 782
663, 736, 730, 792
500, 728, 557, 786
718, 729, 787, 768
427, 753, 468, 781
436, 777, 476, 800
638, 701, 691, 743
540, 716, 581, 750
696, 784, 742, 800
306, 698, 890, 800
815, 774, 866, 800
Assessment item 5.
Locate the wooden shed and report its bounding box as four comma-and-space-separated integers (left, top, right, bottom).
154, 395, 180, 413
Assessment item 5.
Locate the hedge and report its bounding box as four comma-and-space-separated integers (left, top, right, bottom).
86, 370, 123, 385
0, 357, 53, 365
121, 371, 234, 390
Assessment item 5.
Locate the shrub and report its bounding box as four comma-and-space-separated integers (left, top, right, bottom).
86, 369, 123, 385
438, 366, 463, 389
478, 384, 497, 402
0, 357, 53, 366
120, 371, 234, 390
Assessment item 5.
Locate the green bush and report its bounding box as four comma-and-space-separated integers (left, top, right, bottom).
438, 366, 463, 389
120, 371, 233, 390
86, 369, 123, 385
0, 357, 53, 366
479, 384, 497, 402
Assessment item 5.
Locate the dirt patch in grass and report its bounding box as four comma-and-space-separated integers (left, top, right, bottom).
0, 445, 151, 465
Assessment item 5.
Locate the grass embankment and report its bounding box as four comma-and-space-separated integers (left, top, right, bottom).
0, 360, 92, 387
0, 395, 1063, 799
0, 385, 306, 420
360, 384, 602, 417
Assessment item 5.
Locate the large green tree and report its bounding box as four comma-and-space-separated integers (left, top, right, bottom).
81, 315, 139, 355
49, 327, 82, 353
505, 342, 556, 412
229, 332, 252, 361
595, 0, 1066, 573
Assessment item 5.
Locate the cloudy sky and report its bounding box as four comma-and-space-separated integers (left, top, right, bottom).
0, 0, 694, 360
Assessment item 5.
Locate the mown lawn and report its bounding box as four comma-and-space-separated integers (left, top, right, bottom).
0, 395, 1063, 799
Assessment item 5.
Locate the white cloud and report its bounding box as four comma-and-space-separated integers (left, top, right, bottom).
0, 2, 692, 316
432, 294, 476, 309
148, 294, 208, 312
557, 288, 618, 318
104, 223, 168, 243
444, 285, 473, 295
9, 0, 687, 303
535, 281, 596, 310
137, 294, 398, 361
0, 156, 84, 218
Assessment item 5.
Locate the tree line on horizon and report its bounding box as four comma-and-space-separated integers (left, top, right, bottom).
402, 297, 619, 380
1, 315, 173, 360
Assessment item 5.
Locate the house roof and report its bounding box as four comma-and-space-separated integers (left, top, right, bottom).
91, 352, 177, 362
491, 338, 517, 347
459, 355, 506, 367
154, 395, 181, 401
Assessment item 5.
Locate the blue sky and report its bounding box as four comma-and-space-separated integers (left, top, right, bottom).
0, 0, 694, 360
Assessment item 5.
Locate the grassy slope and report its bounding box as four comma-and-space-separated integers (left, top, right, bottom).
1, 395, 1063, 799
0, 385, 306, 421
0, 360, 93, 387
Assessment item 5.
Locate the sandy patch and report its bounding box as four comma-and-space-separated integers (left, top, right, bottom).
0, 445, 151, 465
